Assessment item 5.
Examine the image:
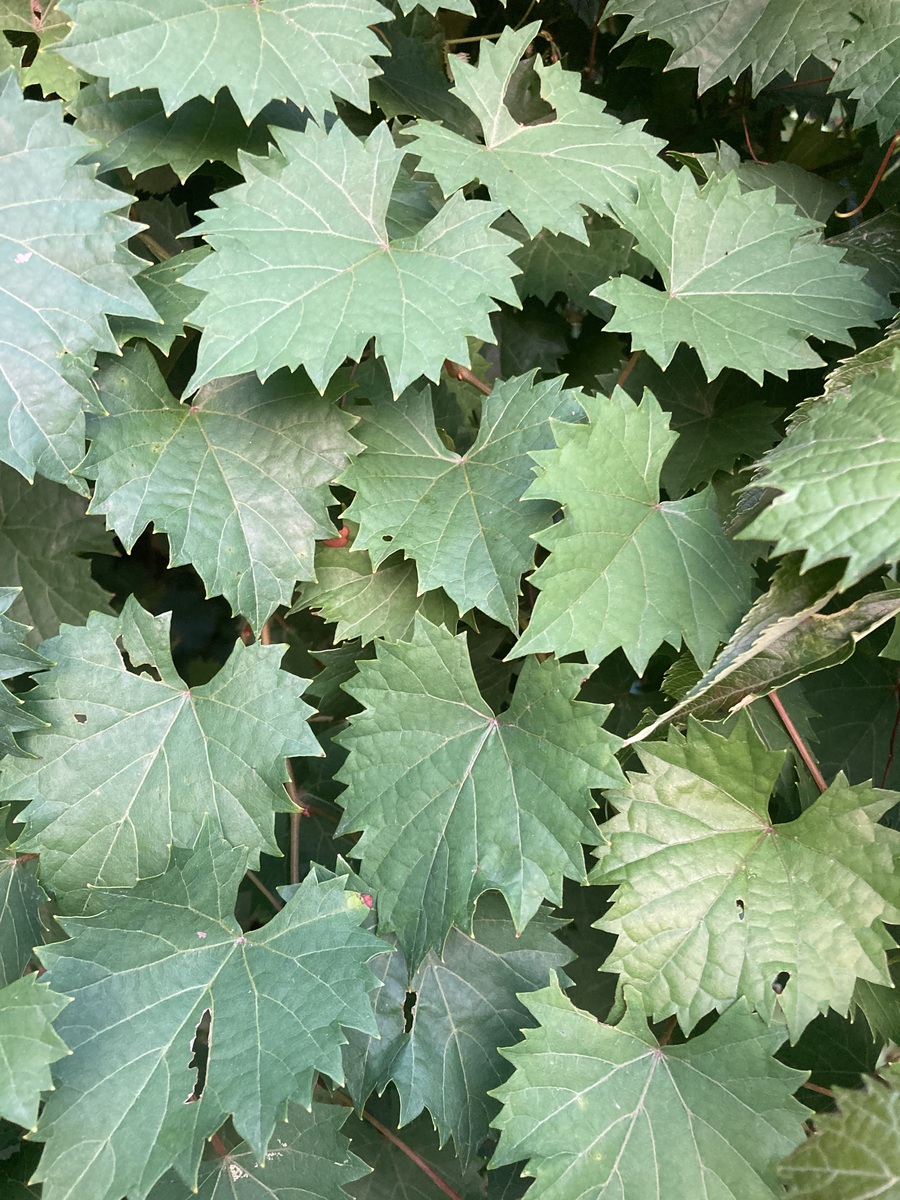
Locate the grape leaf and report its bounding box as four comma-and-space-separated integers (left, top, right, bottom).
0, 825, 44, 986
741, 350, 900, 587
831, 0, 900, 141
777, 1071, 900, 1199
340, 374, 583, 629
0, 466, 114, 641
17, 1, 89, 101
371, 17, 479, 136
55, 0, 390, 122
630, 559, 900, 739
80, 344, 360, 633
343, 895, 572, 1162
0, 598, 320, 911
407, 22, 669, 240
184, 121, 520, 396
591, 714, 900, 1040
0, 71, 157, 486
512, 387, 750, 673
31, 825, 384, 1200
296, 537, 458, 645
0, 590, 49, 758
0, 976, 69, 1130
490, 978, 808, 1200
109, 247, 208, 353
336, 618, 624, 967
71, 81, 307, 183
691, 143, 846, 224
827, 210, 900, 303
595, 170, 885, 383
147, 1102, 371, 1200
605, 0, 858, 94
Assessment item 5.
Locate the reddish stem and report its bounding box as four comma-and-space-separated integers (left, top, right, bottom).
209, 1133, 230, 1157
880, 679, 900, 787
615, 350, 642, 391
360, 1110, 465, 1200
836, 130, 900, 219
245, 869, 283, 910
742, 110, 767, 164
322, 525, 350, 548
768, 691, 827, 793
443, 359, 491, 395
657, 1015, 677, 1048
801, 1081, 835, 1098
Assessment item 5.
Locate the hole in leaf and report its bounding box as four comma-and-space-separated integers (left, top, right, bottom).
73, 713, 88, 724
184, 1008, 211, 1104
735, 898, 745, 920
772, 971, 791, 995
403, 990, 417, 1033
381, 535, 393, 543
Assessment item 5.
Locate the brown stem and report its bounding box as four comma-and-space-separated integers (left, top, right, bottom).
245, 869, 284, 911
742, 110, 767, 164
615, 350, 642, 391
801, 1081, 835, 1098
136, 230, 173, 262
361, 1110, 465, 1200
444, 359, 491, 395
836, 130, 900, 219
657, 1015, 677, 1048
768, 691, 827, 794
260, 620, 272, 646
585, 1, 608, 78
209, 1133, 230, 1157
881, 680, 900, 787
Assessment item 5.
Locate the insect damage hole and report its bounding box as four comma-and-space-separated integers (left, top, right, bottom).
403, 990, 417, 1033
73, 713, 88, 724
771, 971, 791, 995
184, 1008, 211, 1103
735, 898, 745, 920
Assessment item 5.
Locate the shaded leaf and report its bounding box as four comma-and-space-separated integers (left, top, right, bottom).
109, 247, 207, 353
831, 0, 900, 141
0, 822, 44, 986
0, 976, 69, 1129
0, 591, 49, 758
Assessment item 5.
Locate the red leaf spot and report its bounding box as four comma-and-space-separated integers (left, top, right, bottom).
359, 893, 374, 908
323, 525, 350, 548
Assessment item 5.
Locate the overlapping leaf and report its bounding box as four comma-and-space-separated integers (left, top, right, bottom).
340, 374, 583, 628
592, 715, 900, 1040
185, 121, 520, 395
606, 1, 858, 94
0, 465, 114, 640
0, 598, 320, 910
109, 247, 207, 353
55, 0, 389, 122
777, 1071, 900, 1199
0, 590, 49, 757
81, 344, 360, 632
31, 826, 384, 1200
490, 979, 808, 1200
742, 349, 900, 586
336, 618, 623, 966
831, 0, 900, 141
0, 71, 157, 485
596, 170, 885, 382
0, 813, 44, 986
0, 976, 69, 1129
343, 895, 572, 1162
407, 23, 669, 240
513, 388, 750, 673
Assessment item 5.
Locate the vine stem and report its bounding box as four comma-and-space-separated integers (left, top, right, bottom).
768, 691, 827, 794
444, 359, 492, 395
615, 350, 642, 390
801, 1081, 835, 1098
245, 869, 283, 911
657, 1015, 677, 1047
836, 130, 900, 219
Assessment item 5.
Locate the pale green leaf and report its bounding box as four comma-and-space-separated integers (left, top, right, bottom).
109, 247, 208, 353
605, 0, 858, 94
185, 121, 520, 396
71, 81, 307, 183
336, 618, 623, 966
0, 465, 114, 641
0, 976, 69, 1129
340, 374, 583, 629
831, 0, 900, 141
490, 978, 809, 1200
743, 349, 900, 586
592, 715, 900, 1040
512, 388, 750, 673
0, 831, 45, 986
777, 1071, 900, 1199
55, 0, 390, 122
0, 597, 321, 911
80, 344, 360, 633
147, 1103, 371, 1200
407, 23, 669, 240
19, 3, 89, 101
0, 71, 157, 486
0, 590, 49, 758
344, 895, 572, 1162
630, 559, 900, 739
691, 143, 845, 224
31, 826, 384, 1200
596, 170, 885, 383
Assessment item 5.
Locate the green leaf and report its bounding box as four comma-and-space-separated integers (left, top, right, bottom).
596, 170, 885, 383
700, 148, 846, 225
344, 895, 572, 1162
605, 0, 858, 94
0, 465, 115, 641
512, 387, 750, 673
340, 374, 582, 629
0, 71, 157, 486
827, 211, 900, 304
831, 0, 900, 141
296, 536, 458, 646
80, 344, 360, 633
592, 714, 900, 1040
55, 0, 390, 122
742, 350, 900, 587
0, 591, 49, 758
0, 832, 44, 986
407, 23, 669, 240
0, 597, 320, 910
71, 81, 307, 183
108, 247, 207, 353
371, 15, 479, 136
630, 559, 900, 738
336, 618, 623, 966
147, 1103, 371, 1200
185, 121, 520, 396
777, 1070, 900, 1199
31, 825, 384, 1200
0, 976, 69, 1129
490, 978, 809, 1200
